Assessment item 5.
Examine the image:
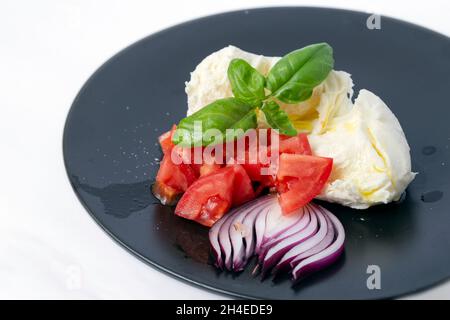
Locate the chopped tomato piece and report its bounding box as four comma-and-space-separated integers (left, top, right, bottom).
229, 164, 255, 206
241, 160, 265, 181
179, 162, 198, 186
278, 133, 312, 155
199, 163, 221, 176
199, 196, 230, 224
175, 167, 235, 227
190, 163, 202, 176
237, 131, 312, 187
155, 124, 332, 225
151, 181, 180, 206
170, 144, 217, 172
239, 143, 275, 188
152, 153, 197, 206
241, 161, 274, 188
158, 124, 177, 154
276, 153, 333, 214
155, 154, 198, 193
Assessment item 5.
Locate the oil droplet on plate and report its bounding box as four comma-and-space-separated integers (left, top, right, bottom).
352, 215, 371, 222
421, 190, 443, 203
422, 146, 436, 155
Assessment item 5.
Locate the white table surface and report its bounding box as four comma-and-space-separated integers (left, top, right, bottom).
1, 0, 449, 300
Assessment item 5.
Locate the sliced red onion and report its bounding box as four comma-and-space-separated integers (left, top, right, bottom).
218, 209, 239, 270
289, 209, 335, 268
259, 207, 310, 259
229, 196, 273, 271
208, 207, 231, 269
228, 204, 256, 271
292, 206, 345, 282
273, 204, 328, 274
209, 195, 276, 271
254, 199, 279, 254
209, 196, 346, 284
261, 204, 305, 247
260, 206, 318, 276
242, 196, 275, 260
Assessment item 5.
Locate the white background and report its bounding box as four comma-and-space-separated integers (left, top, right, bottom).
1, 0, 449, 299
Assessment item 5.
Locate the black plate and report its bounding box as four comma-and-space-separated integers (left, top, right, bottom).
63, 7, 450, 299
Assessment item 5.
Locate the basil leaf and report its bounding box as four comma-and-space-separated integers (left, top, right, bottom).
227, 58, 265, 107
173, 98, 257, 146
266, 43, 334, 104
261, 101, 297, 136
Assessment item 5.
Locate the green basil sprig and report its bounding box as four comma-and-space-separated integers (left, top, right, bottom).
260, 101, 297, 136
266, 43, 334, 103
173, 98, 257, 146
227, 59, 266, 107
172, 43, 334, 146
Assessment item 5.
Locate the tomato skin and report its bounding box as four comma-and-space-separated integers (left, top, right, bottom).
174, 165, 256, 226
175, 167, 235, 227
278, 133, 312, 155
241, 162, 275, 188
190, 163, 202, 176
238, 132, 311, 186
241, 160, 265, 181
199, 163, 221, 177
198, 196, 230, 226
276, 153, 333, 214
153, 154, 197, 206
152, 181, 180, 206
155, 154, 198, 194
156, 125, 331, 224
178, 162, 198, 187
229, 164, 255, 206
158, 124, 177, 154
239, 142, 276, 188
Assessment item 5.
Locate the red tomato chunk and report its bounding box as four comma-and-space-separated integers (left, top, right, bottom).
153, 125, 333, 226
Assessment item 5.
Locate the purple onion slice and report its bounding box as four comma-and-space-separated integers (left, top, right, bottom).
273, 204, 328, 274
261, 203, 305, 247
218, 208, 239, 270
259, 207, 310, 259
292, 206, 345, 282
242, 195, 275, 260
260, 206, 318, 276
209, 196, 346, 284
289, 208, 335, 268
208, 207, 232, 269
229, 196, 274, 271
254, 198, 279, 255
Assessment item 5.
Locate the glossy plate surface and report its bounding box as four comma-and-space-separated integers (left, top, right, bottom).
63, 7, 450, 299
